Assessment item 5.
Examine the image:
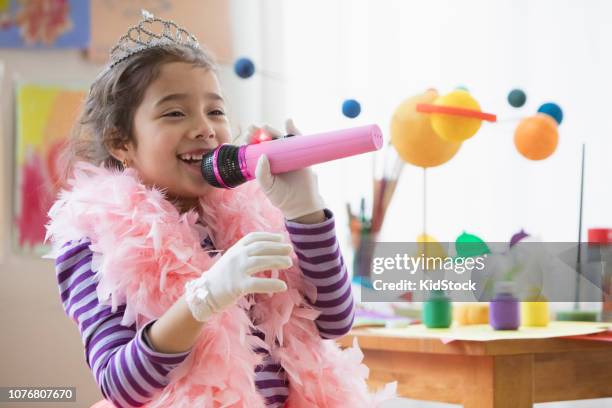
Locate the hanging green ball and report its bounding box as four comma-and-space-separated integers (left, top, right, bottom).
507, 89, 527, 108
455, 231, 490, 258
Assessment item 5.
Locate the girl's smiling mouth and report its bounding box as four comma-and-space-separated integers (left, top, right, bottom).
177, 148, 212, 164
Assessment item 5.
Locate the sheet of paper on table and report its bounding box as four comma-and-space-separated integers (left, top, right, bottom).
366, 321, 612, 342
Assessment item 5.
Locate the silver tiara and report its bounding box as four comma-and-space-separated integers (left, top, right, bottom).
108, 10, 200, 69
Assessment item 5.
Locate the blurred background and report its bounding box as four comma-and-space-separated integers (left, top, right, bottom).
0, 0, 610, 407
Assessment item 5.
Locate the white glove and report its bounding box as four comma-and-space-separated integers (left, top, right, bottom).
252, 119, 326, 220
184, 232, 292, 322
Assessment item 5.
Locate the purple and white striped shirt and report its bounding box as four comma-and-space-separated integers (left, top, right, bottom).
55, 209, 354, 407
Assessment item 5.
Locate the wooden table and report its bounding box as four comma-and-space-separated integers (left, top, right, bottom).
338, 329, 612, 407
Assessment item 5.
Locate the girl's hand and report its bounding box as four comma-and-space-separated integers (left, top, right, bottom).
184, 232, 291, 321
251, 119, 326, 221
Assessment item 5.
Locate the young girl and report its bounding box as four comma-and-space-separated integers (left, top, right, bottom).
45, 11, 394, 408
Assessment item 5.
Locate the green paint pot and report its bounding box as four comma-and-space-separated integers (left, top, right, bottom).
423, 291, 452, 328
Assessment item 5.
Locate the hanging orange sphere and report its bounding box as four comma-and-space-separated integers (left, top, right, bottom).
514, 114, 559, 160
391, 89, 461, 168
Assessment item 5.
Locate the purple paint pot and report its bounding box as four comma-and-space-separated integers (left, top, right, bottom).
489, 282, 520, 330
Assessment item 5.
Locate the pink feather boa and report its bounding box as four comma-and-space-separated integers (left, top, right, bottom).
45, 162, 396, 407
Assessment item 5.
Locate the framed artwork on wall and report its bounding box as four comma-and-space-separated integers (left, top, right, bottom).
0, 0, 90, 48
13, 83, 85, 255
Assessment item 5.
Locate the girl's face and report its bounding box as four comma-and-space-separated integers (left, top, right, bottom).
119, 62, 231, 206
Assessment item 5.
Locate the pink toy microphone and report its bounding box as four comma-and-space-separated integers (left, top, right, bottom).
201, 124, 383, 189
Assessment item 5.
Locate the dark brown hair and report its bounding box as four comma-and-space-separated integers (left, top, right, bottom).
61, 43, 217, 185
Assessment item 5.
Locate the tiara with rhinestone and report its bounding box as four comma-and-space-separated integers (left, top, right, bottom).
108, 9, 200, 69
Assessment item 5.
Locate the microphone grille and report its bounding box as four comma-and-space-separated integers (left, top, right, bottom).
201, 150, 221, 187
201, 145, 247, 188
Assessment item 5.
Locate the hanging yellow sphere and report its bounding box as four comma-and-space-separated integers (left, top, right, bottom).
415, 234, 448, 271
390, 89, 461, 168
430, 90, 483, 142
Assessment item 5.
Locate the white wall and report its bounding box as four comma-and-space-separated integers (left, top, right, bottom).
281, 0, 612, 245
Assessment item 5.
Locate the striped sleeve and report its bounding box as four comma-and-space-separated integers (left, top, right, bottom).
55, 238, 191, 407
285, 209, 355, 339
251, 329, 289, 407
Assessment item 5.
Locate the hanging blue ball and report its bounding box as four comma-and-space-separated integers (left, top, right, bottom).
507, 89, 527, 108
455, 85, 469, 92
342, 99, 361, 118
234, 57, 255, 79
537, 102, 563, 125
